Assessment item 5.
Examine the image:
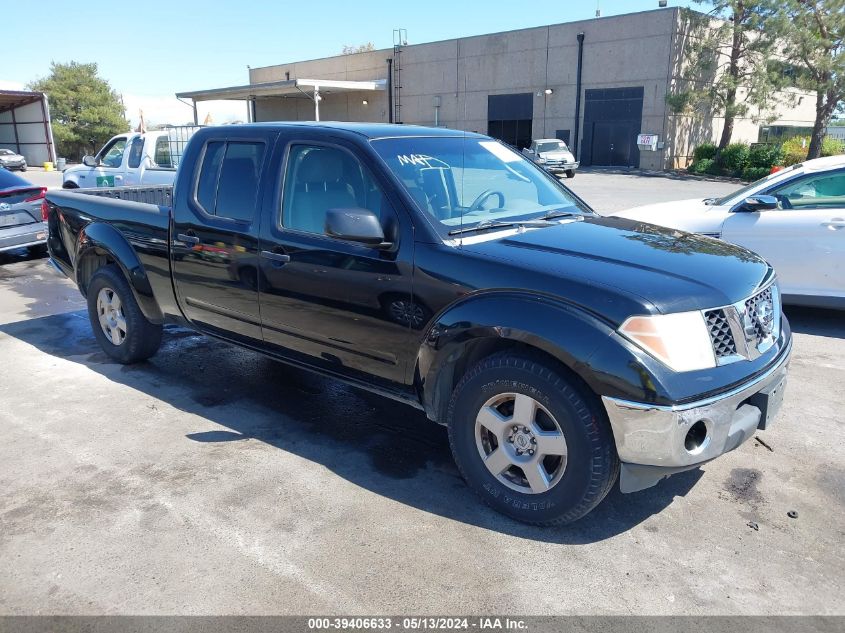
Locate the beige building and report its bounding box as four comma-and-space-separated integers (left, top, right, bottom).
177, 8, 815, 171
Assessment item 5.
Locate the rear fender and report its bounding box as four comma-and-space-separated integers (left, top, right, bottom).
416, 292, 617, 423
74, 222, 164, 323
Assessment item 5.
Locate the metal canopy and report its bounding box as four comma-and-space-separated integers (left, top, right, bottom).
0, 90, 56, 164
175, 78, 387, 122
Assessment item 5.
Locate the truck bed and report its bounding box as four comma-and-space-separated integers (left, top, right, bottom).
46, 188, 180, 321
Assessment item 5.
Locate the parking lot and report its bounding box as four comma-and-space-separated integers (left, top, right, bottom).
0, 171, 843, 615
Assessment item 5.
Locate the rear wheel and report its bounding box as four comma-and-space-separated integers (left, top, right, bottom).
447, 352, 618, 525
86, 265, 162, 363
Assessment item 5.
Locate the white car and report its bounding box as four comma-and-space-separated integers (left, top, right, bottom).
613, 155, 845, 309
62, 127, 200, 189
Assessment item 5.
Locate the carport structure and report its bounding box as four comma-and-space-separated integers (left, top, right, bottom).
176, 78, 387, 123
0, 90, 56, 165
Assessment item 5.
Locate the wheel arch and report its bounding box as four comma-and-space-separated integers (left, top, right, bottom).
74, 222, 164, 323
415, 292, 615, 424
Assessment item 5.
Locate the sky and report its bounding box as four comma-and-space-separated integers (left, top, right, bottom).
2, 0, 695, 127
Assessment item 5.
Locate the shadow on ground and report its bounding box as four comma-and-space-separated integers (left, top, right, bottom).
785, 306, 845, 340
1, 309, 707, 544
0, 247, 47, 267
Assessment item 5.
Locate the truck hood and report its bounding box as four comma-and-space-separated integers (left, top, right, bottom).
609, 198, 731, 234
538, 150, 575, 160
462, 215, 769, 316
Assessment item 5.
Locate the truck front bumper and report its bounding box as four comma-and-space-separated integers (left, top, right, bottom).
602, 339, 791, 493
543, 161, 578, 173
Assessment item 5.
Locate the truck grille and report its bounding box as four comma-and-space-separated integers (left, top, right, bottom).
705, 309, 737, 359
744, 285, 774, 345
704, 282, 779, 364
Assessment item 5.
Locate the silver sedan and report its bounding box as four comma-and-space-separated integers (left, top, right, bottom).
0, 148, 27, 171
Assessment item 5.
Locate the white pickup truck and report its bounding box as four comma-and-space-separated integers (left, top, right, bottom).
62, 127, 200, 189
522, 139, 579, 178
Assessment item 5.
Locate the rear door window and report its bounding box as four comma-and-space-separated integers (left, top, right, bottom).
153, 136, 173, 168
194, 140, 265, 222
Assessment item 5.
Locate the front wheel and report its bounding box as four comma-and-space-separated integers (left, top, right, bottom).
86, 265, 162, 364
447, 352, 618, 525
565, 170, 575, 179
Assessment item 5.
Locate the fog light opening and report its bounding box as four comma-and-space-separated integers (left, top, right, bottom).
684, 420, 709, 454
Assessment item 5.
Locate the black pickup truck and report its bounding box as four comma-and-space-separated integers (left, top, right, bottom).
46, 123, 791, 525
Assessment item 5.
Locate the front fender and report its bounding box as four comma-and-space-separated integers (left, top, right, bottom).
416, 291, 625, 423
75, 222, 164, 323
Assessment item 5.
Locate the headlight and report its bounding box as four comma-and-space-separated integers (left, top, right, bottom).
536, 157, 546, 163
619, 311, 715, 373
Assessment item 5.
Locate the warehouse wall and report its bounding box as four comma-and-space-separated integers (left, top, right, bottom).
248, 7, 815, 171
249, 10, 677, 170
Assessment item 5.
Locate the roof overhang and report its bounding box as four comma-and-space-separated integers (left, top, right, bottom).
0, 90, 45, 114
176, 78, 386, 102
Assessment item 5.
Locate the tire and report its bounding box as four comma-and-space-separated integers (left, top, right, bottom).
565, 170, 575, 179
86, 264, 162, 364
62, 181, 79, 189
447, 352, 619, 525
27, 244, 48, 258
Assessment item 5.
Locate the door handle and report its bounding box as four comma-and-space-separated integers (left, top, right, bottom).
261, 250, 291, 263
177, 233, 200, 245
822, 218, 845, 230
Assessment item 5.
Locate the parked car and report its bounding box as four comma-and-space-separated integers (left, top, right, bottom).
47, 123, 791, 525
522, 138, 578, 178
0, 168, 47, 255
0, 148, 27, 171
612, 154, 845, 309
62, 127, 200, 189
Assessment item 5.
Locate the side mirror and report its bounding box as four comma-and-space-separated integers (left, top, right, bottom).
737, 194, 778, 212
82, 155, 98, 167
325, 208, 388, 247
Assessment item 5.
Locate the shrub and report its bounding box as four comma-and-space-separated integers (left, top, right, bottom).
690, 158, 715, 174
693, 143, 717, 162
741, 166, 771, 182
822, 136, 845, 157
705, 159, 724, 176
781, 136, 844, 166
719, 143, 750, 175
782, 136, 809, 166
748, 144, 784, 170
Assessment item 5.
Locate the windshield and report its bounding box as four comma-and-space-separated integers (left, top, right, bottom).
713, 165, 800, 205
371, 137, 591, 237
536, 141, 569, 153
0, 149, 13, 156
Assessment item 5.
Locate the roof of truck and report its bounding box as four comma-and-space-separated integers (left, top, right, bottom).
224, 121, 488, 140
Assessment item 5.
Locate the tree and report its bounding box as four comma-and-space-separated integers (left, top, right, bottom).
777, 1, 845, 159
28, 62, 128, 160
668, 2, 784, 150
341, 42, 375, 55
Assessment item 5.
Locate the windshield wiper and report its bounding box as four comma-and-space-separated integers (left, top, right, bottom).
447, 218, 553, 236
538, 210, 579, 220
